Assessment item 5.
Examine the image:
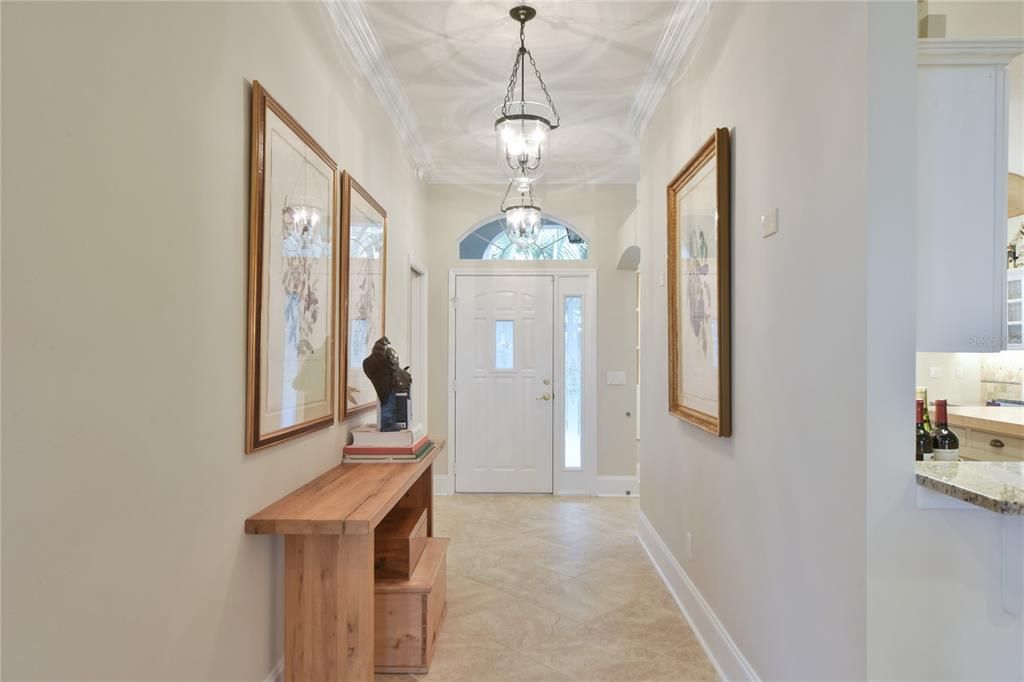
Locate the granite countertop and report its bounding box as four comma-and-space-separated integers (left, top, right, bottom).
916, 461, 1024, 514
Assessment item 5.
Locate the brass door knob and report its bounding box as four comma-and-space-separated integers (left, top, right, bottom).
536, 392, 552, 401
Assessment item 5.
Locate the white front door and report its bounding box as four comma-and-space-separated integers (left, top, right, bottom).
454, 275, 554, 493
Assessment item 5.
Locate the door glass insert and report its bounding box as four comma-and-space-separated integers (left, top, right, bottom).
564, 296, 583, 469
495, 320, 514, 369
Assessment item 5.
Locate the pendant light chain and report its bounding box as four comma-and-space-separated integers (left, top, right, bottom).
525, 50, 559, 127
498, 15, 560, 128
500, 49, 524, 118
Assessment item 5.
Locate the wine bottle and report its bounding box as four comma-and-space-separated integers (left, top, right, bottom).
932, 399, 959, 461
916, 399, 933, 461
915, 386, 932, 432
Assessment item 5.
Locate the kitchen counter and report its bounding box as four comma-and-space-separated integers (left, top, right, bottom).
945, 406, 1024, 438
916, 461, 1024, 514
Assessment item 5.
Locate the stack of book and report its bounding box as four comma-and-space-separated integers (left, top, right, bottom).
343, 424, 431, 464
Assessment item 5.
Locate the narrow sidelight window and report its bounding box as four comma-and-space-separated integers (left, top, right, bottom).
564, 296, 583, 469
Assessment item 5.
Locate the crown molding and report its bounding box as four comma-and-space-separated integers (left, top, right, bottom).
918, 38, 1024, 67
627, 0, 710, 138
324, 0, 434, 176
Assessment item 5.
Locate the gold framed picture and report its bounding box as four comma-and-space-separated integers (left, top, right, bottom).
340, 172, 387, 419
667, 127, 732, 437
245, 81, 338, 452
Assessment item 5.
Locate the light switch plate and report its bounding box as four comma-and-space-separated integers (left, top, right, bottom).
761, 208, 779, 238
607, 371, 626, 386
929, 366, 942, 378
955, 366, 965, 378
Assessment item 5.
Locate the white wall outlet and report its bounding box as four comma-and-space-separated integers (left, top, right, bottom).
686, 532, 694, 560
606, 371, 626, 385
761, 208, 779, 238
955, 366, 965, 378
929, 366, 942, 378
658, 272, 666, 287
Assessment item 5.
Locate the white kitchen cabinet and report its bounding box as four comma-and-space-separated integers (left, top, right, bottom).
916, 39, 1024, 352
1009, 268, 1024, 349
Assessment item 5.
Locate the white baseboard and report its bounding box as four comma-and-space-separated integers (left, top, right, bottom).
433, 473, 452, 495
592, 475, 639, 497
636, 511, 759, 682
264, 658, 283, 682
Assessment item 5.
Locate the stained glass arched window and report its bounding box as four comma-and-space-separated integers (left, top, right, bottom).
458, 216, 588, 261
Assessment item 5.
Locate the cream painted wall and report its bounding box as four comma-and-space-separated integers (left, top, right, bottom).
925, 0, 1024, 38
636, 1, 1023, 679
636, 3, 869, 675
423, 184, 637, 479
2, 2, 427, 680
1009, 55, 1023, 242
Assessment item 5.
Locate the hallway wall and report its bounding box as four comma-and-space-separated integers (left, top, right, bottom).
423, 184, 638, 481
637, 2, 1022, 679
636, 1, 870, 678
2, 2, 427, 680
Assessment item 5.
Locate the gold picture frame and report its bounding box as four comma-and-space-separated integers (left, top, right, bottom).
245, 81, 339, 453
667, 128, 732, 437
340, 172, 388, 419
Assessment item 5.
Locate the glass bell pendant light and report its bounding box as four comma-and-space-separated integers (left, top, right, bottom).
501, 180, 543, 249
495, 5, 560, 185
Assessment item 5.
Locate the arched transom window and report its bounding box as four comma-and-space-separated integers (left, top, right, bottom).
459, 216, 589, 261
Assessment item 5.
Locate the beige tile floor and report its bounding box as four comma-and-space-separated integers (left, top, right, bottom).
377, 494, 718, 682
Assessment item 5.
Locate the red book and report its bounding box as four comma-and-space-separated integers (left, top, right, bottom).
344, 435, 430, 457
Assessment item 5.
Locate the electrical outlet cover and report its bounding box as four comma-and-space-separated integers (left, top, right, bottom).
607, 371, 626, 385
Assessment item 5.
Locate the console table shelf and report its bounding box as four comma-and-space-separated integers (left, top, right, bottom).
245, 439, 445, 682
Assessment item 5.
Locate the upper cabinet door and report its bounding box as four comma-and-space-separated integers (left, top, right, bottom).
916, 39, 1024, 352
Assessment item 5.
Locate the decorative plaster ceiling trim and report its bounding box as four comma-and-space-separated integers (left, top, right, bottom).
324, 0, 434, 176
627, 0, 710, 138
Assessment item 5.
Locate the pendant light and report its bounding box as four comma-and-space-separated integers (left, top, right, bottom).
495, 5, 560, 186
501, 180, 543, 249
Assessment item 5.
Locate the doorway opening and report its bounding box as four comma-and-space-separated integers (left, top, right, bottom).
448, 270, 597, 494
409, 259, 427, 430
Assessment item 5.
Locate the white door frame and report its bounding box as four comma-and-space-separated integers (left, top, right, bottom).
408, 256, 428, 431
447, 268, 598, 495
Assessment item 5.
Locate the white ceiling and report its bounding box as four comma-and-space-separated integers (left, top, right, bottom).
331, 0, 708, 185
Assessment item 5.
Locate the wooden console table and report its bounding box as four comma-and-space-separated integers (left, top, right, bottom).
245, 440, 444, 682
